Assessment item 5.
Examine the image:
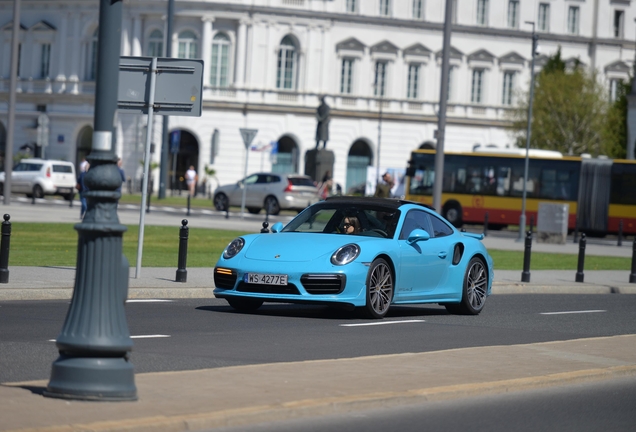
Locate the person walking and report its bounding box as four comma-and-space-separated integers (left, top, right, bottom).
374, 172, 394, 198
116, 158, 125, 193
185, 165, 198, 197
76, 163, 89, 219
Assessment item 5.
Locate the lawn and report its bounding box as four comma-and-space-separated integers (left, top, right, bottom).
5, 223, 631, 271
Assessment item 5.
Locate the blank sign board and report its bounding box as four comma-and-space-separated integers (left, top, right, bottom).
118, 56, 203, 117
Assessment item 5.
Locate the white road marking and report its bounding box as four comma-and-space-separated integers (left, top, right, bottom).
540, 310, 607, 315
340, 319, 426, 327
126, 299, 174, 303
48, 334, 171, 342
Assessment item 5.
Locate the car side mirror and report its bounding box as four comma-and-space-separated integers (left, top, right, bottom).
407, 229, 430, 244
271, 222, 284, 233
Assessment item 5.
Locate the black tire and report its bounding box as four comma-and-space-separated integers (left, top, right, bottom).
363, 258, 394, 319
445, 256, 488, 315
213, 193, 229, 211
442, 201, 463, 228
264, 196, 280, 215
32, 185, 44, 199
247, 207, 261, 214
226, 297, 263, 312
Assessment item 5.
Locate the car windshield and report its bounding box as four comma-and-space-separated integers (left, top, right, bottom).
282, 202, 400, 238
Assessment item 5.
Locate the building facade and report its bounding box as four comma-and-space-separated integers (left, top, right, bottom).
1, 0, 634, 194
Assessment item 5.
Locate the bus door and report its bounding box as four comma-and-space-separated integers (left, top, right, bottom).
577, 159, 612, 233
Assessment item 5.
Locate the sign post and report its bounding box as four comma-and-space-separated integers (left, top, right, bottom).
239, 128, 258, 218
118, 56, 203, 278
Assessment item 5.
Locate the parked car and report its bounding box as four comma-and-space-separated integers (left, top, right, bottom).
0, 159, 76, 200
214, 196, 493, 318
213, 173, 320, 215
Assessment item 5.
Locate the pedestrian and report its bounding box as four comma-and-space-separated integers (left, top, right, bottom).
116, 158, 125, 193
374, 172, 394, 198
76, 163, 89, 219
79, 157, 89, 173
318, 170, 333, 200
185, 165, 198, 197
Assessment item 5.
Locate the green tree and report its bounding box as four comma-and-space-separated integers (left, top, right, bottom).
508, 48, 616, 157
603, 79, 629, 159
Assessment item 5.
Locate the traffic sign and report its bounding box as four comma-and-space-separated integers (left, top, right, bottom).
239, 128, 258, 149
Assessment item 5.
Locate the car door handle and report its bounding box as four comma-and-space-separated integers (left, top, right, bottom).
438, 252, 447, 259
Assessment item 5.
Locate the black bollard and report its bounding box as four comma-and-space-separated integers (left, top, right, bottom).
31, 194, 35, 205
483, 212, 489, 237
630, 237, 636, 284
575, 233, 586, 283
69, 193, 74, 208
187, 194, 191, 216
0, 214, 11, 284
618, 220, 623, 247
146, 189, 151, 214
175, 219, 188, 283
521, 230, 532, 282
261, 221, 270, 233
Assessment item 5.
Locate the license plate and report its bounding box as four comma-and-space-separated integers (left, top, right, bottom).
58, 188, 72, 194
244, 273, 288, 285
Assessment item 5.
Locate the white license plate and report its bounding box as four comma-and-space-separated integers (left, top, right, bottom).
58, 188, 72, 194
245, 273, 288, 285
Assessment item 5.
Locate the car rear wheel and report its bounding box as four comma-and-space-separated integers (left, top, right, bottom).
264, 196, 280, 215
226, 297, 263, 312
363, 258, 393, 319
445, 256, 487, 315
213, 193, 229, 211
442, 201, 463, 228
32, 185, 44, 199
247, 207, 261, 214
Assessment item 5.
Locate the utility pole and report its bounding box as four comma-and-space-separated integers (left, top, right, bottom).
433, 0, 453, 213
158, 0, 175, 199
45, 0, 136, 401
3, 0, 20, 205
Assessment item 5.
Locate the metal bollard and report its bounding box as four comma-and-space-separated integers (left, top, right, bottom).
483, 212, 489, 237
146, 190, 151, 214
0, 214, 11, 284
618, 220, 623, 247
31, 194, 35, 205
187, 194, 191, 216
575, 233, 586, 283
630, 237, 636, 284
261, 221, 270, 233
69, 193, 74, 208
521, 230, 532, 282
175, 219, 188, 283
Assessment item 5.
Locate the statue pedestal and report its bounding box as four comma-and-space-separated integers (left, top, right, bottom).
305, 149, 334, 183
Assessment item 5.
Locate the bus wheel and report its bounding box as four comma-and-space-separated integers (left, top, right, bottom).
443, 201, 463, 228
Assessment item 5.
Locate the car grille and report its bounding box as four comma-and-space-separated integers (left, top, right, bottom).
214, 268, 237, 289
301, 274, 346, 295
236, 282, 300, 295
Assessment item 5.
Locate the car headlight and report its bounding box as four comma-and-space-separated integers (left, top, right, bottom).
331, 244, 360, 266
223, 237, 245, 259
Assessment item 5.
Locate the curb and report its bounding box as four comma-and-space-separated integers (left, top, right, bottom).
6, 365, 636, 432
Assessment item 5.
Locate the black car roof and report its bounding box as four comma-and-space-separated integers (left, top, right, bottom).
323, 196, 436, 212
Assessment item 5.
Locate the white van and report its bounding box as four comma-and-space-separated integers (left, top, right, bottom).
0, 159, 76, 200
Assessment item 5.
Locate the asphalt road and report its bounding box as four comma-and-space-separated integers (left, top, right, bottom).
2, 294, 636, 383
210, 376, 636, 432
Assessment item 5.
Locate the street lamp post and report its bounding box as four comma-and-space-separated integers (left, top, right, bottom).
45, 0, 136, 401
518, 22, 539, 241
375, 77, 383, 187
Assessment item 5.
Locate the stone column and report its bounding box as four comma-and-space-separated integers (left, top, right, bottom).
68, 13, 80, 94
202, 16, 213, 87
235, 17, 248, 87
131, 15, 142, 56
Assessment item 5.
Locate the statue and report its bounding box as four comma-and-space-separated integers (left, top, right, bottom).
315, 96, 330, 149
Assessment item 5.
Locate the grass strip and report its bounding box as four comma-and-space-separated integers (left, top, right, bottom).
5, 223, 632, 270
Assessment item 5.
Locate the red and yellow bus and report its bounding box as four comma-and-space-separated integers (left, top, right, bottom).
405, 149, 636, 235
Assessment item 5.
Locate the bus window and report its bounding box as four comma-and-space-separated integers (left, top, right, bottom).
611, 162, 636, 205
511, 165, 540, 197
539, 160, 579, 201
497, 167, 511, 196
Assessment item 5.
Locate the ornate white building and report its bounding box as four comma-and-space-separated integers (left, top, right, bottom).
1, 0, 634, 193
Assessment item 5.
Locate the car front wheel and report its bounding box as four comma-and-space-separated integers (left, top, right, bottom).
264, 196, 280, 215
213, 193, 229, 211
445, 257, 487, 315
363, 258, 393, 319
32, 185, 44, 199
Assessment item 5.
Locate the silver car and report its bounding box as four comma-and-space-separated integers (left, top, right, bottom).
0, 159, 76, 200
213, 173, 320, 215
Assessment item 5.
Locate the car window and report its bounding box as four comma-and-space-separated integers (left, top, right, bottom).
52, 165, 73, 173
430, 214, 454, 237
13, 163, 27, 172
255, 175, 269, 184
27, 163, 43, 171
399, 210, 433, 240
288, 177, 315, 187
267, 175, 281, 184
243, 175, 258, 185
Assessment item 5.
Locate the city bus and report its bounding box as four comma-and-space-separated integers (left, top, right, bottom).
405, 148, 636, 235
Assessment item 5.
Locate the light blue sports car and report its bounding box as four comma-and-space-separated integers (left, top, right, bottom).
214, 196, 493, 318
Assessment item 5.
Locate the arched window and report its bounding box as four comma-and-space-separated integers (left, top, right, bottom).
147, 29, 164, 57
346, 140, 373, 193
86, 28, 98, 80
178, 30, 198, 59
276, 36, 297, 90
210, 33, 230, 87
